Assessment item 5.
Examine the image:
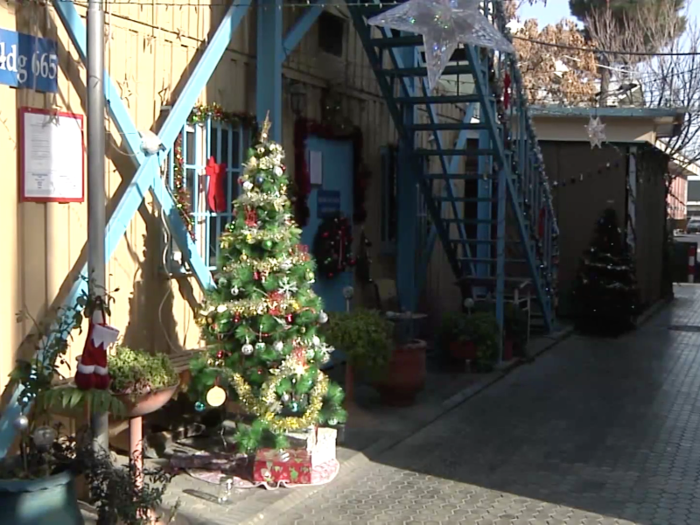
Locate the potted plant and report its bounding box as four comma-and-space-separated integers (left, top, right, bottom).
504, 303, 528, 359
439, 312, 476, 361
109, 347, 180, 418
2, 285, 177, 525
466, 312, 500, 373
322, 309, 426, 406
0, 288, 126, 525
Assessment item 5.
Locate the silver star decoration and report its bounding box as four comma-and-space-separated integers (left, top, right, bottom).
586, 116, 606, 149
368, 0, 514, 91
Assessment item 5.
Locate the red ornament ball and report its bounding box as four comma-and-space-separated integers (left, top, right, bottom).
286, 314, 294, 323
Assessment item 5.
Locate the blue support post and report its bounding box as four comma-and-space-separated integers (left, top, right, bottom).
0, 0, 252, 457
495, 164, 507, 361
282, 1, 323, 58
257, 0, 283, 141
396, 45, 418, 312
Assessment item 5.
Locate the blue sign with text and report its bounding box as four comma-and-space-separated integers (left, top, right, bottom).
0, 28, 58, 93
317, 189, 341, 218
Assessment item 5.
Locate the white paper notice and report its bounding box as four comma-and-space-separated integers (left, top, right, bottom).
309, 150, 323, 186
22, 111, 83, 202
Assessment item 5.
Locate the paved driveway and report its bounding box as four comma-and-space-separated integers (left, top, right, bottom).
273, 286, 700, 525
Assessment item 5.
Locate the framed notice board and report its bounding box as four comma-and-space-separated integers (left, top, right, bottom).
19, 107, 84, 203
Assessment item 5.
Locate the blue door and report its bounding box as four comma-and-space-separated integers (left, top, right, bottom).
301, 137, 354, 312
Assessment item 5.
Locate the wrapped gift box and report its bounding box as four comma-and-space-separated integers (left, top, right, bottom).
285, 427, 317, 451
313, 427, 337, 465
254, 448, 323, 484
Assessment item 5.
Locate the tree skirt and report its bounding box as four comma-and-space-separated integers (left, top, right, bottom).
186, 459, 340, 490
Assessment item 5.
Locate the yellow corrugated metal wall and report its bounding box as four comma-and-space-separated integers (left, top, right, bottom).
0, 1, 462, 393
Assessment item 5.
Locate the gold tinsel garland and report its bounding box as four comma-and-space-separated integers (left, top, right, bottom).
231, 371, 329, 432
199, 297, 302, 320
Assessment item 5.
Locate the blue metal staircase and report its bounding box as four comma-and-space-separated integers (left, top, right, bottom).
347, 0, 559, 342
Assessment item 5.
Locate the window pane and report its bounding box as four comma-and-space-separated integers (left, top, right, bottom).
185, 130, 195, 165
210, 126, 219, 161
220, 128, 229, 167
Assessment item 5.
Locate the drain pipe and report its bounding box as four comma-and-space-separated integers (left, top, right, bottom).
87, 0, 108, 452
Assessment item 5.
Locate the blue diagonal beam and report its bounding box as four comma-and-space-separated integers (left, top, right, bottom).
0, 0, 251, 457
52, 0, 219, 291
282, 0, 323, 59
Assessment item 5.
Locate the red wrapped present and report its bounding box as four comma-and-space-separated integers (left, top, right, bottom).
254, 448, 336, 484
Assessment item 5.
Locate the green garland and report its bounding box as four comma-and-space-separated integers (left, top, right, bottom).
173, 104, 258, 239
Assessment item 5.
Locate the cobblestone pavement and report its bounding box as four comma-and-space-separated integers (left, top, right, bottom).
271, 286, 700, 525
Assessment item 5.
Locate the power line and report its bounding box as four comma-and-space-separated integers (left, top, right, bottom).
512, 35, 700, 57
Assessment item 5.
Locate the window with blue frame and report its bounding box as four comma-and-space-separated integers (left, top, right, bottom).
168, 117, 248, 270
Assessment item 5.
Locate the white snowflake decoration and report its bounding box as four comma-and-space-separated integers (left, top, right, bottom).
586, 117, 606, 149
279, 277, 298, 298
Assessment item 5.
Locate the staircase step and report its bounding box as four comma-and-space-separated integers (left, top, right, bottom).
443, 218, 495, 225
369, 35, 425, 48
433, 196, 496, 203
456, 275, 532, 285
458, 258, 528, 264
450, 239, 518, 244
407, 123, 488, 131
396, 95, 485, 104
416, 148, 495, 156
425, 173, 496, 180
381, 65, 473, 77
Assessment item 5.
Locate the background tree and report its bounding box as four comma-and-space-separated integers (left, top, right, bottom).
504, 0, 598, 105
572, 208, 640, 335
571, 0, 687, 105
190, 119, 346, 453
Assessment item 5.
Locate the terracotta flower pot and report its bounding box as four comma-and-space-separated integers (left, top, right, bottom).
449, 340, 477, 360
376, 339, 427, 407
114, 383, 180, 418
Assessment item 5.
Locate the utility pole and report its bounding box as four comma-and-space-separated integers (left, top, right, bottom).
87, 0, 108, 452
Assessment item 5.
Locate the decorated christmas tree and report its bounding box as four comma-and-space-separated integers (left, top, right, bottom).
190, 117, 346, 453
573, 208, 640, 335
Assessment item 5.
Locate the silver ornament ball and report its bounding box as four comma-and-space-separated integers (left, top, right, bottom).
318, 311, 328, 324
13, 414, 29, 432
274, 341, 284, 352
281, 393, 291, 403
241, 343, 254, 356
32, 426, 57, 449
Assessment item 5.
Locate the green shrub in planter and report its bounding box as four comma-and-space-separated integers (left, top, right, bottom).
438, 312, 471, 344
320, 309, 393, 377
465, 312, 500, 371
110, 347, 178, 396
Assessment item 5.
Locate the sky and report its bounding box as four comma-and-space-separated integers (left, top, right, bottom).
518, 0, 700, 26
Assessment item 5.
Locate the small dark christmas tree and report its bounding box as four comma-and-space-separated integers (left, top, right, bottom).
573, 208, 641, 335
189, 117, 346, 453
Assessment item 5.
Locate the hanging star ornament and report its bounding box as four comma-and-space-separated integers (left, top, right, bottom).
586, 116, 606, 149
367, 0, 514, 92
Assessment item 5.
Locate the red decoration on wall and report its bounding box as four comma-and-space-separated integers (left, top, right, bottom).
293, 118, 371, 227
204, 156, 228, 213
